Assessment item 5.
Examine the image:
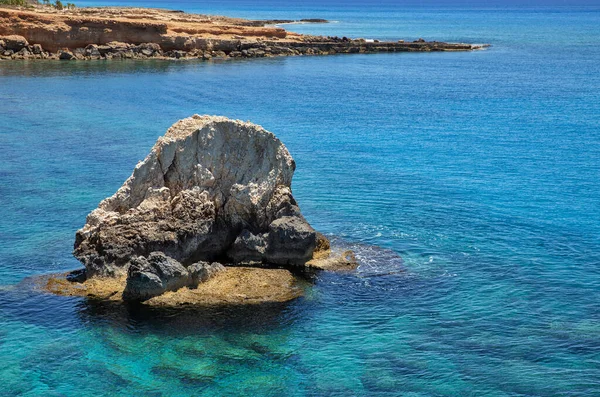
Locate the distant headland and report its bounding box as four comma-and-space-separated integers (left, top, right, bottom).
0, 5, 488, 61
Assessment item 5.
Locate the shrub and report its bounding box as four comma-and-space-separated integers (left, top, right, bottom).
0, 0, 31, 6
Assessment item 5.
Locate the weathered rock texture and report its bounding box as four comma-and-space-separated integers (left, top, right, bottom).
43, 266, 301, 305
0, 6, 488, 61
122, 252, 225, 301
74, 115, 320, 277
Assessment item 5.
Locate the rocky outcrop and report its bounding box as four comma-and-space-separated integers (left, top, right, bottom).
36, 115, 370, 306
188, 261, 225, 285
43, 265, 302, 306
0, 6, 488, 61
123, 252, 191, 301
122, 252, 225, 301
1, 34, 28, 51
74, 115, 320, 277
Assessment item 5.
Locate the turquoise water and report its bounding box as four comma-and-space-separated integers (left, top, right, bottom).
2, 2, 600, 395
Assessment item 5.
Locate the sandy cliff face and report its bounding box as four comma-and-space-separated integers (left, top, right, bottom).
0, 7, 291, 52
0, 6, 487, 59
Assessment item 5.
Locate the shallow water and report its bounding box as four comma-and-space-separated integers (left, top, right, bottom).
1, 1, 600, 396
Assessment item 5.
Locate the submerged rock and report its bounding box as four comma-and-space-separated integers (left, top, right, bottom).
74, 115, 322, 277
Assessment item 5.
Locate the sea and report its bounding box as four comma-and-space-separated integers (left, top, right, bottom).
1, 0, 599, 395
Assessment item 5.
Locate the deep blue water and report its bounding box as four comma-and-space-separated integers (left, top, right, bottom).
1, 1, 600, 396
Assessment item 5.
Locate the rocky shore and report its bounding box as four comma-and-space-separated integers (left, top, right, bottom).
44, 115, 358, 306
44, 266, 303, 306
0, 6, 488, 61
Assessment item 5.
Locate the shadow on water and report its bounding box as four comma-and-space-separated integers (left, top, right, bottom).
75, 298, 303, 336
1, 275, 305, 336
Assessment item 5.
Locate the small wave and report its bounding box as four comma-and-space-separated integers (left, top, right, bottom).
274, 21, 318, 27
326, 236, 405, 277
273, 20, 332, 27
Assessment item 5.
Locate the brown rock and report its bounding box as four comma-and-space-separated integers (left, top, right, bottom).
84, 44, 101, 57
16, 47, 31, 58
42, 266, 301, 306
306, 250, 359, 271
58, 49, 74, 60
1, 35, 28, 51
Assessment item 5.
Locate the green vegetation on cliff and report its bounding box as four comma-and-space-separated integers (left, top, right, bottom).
0, 0, 75, 8
0, 0, 31, 6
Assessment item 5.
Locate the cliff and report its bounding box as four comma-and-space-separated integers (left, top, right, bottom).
0, 6, 488, 60
0, 6, 292, 52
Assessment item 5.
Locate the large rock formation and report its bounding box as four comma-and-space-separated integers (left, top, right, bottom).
74, 115, 320, 278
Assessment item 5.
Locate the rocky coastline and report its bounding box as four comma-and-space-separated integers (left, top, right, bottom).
44, 115, 358, 306
0, 6, 488, 61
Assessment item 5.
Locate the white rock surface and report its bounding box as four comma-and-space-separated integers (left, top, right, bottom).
74, 115, 319, 277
